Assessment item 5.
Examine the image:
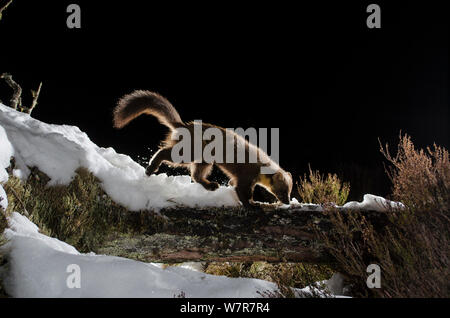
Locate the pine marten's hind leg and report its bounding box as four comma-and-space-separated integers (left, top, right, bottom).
191, 163, 219, 191
235, 179, 256, 208
145, 147, 173, 176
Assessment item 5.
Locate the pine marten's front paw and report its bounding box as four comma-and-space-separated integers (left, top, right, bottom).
204, 182, 220, 191
145, 166, 157, 176
240, 200, 264, 211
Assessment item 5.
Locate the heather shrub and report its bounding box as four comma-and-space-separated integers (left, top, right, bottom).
380, 134, 449, 212
297, 166, 350, 205
319, 134, 450, 297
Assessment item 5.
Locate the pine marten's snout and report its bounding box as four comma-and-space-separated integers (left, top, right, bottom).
262, 170, 293, 205
274, 170, 293, 204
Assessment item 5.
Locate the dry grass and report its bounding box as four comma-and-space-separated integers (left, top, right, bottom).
0, 200, 7, 235
4, 167, 163, 252
205, 261, 333, 298
297, 165, 350, 205
255, 263, 332, 298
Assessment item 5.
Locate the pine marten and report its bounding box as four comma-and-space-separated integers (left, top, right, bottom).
113, 90, 293, 207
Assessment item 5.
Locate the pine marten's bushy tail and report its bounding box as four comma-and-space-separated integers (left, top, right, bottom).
113, 90, 184, 129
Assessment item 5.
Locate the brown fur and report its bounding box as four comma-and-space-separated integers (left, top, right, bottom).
113, 90, 183, 129
113, 90, 293, 207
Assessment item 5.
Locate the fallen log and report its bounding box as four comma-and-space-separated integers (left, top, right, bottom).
97, 205, 388, 264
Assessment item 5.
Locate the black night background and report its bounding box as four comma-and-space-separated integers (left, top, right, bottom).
0, 1, 448, 201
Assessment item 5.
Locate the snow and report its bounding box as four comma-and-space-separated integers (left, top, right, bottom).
0, 212, 281, 298
343, 194, 405, 212
0, 125, 14, 179
280, 198, 324, 211
284, 195, 404, 212
176, 262, 205, 272
3, 212, 79, 254
0, 103, 239, 211
0, 185, 7, 212
0, 125, 14, 211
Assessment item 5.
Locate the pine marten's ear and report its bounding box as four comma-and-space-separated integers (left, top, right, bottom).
287, 171, 292, 180
273, 171, 283, 183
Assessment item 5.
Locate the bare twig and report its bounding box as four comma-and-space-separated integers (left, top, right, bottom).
21, 81, 42, 114
0, 0, 13, 21
1, 73, 43, 113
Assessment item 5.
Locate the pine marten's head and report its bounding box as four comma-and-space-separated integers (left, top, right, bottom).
258, 170, 293, 205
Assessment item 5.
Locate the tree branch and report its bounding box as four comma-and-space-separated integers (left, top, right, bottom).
21, 81, 42, 114
0, 72, 22, 109
1, 73, 42, 113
